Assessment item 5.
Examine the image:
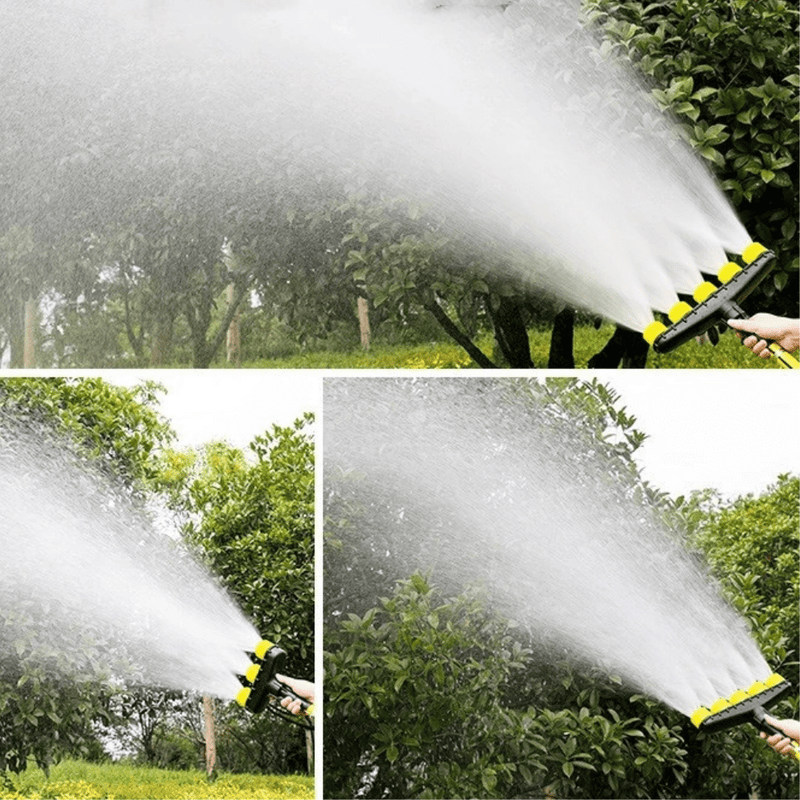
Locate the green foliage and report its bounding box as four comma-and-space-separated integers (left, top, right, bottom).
0, 378, 173, 483
324, 574, 695, 799
584, 0, 799, 312
324, 575, 534, 799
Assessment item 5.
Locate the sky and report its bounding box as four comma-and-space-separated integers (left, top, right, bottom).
105, 371, 320, 453
598, 370, 798, 499
96, 369, 800, 500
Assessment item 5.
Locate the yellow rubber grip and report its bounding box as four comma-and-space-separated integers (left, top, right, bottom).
768, 344, 800, 370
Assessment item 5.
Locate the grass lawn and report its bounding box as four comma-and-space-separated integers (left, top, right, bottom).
231, 323, 777, 369
0, 760, 314, 800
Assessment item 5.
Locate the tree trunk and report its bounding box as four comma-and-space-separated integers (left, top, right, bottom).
151, 308, 174, 367
23, 298, 36, 368
8, 297, 25, 368
191, 279, 250, 368
487, 295, 534, 368
588, 325, 649, 368
422, 294, 498, 368
305, 728, 314, 775
203, 696, 217, 779
357, 297, 371, 350
226, 283, 241, 366
548, 307, 575, 368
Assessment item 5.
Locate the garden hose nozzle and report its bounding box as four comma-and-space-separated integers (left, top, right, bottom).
235, 639, 315, 718
642, 244, 798, 368
690, 672, 800, 761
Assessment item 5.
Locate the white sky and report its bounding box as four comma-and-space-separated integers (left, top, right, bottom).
43, 369, 799, 500
598, 370, 798, 499
105, 371, 320, 452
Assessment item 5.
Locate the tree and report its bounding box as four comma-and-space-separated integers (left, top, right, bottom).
155, 415, 316, 773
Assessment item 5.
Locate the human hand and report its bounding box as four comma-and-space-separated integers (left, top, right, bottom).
728, 314, 800, 357
276, 673, 315, 715
760, 715, 800, 758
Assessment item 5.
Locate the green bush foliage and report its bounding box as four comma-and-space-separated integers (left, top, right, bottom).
584, 0, 799, 313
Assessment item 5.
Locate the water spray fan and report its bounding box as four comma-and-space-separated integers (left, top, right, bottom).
690, 672, 800, 761
235, 639, 314, 726
642, 243, 799, 369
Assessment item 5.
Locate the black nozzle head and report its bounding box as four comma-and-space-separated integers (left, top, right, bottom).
235, 639, 287, 714
645, 247, 776, 354
691, 673, 792, 733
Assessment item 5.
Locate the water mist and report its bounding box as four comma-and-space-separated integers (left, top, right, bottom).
323, 377, 771, 716
2, 0, 753, 332
0, 414, 258, 700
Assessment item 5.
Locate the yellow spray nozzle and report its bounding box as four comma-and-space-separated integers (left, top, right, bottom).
245, 663, 261, 684
643, 320, 667, 345
691, 706, 712, 728
668, 301, 693, 323
710, 697, 731, 714
236, 687, 251, 708
729, 690, 748, 705
742, 242, 767, 265
693, 281, 718, 303
746, 680, 767, 696
765, 672, 784, 688
254, 639, 274, 660
718, 262, 742, 284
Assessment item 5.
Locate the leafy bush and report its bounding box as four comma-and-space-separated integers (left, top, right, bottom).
584, 0, 799, 313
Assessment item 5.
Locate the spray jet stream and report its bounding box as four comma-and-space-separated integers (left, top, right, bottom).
235, 639, 314, 728
643, 243, 799, 369
690, 672, 800, 761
